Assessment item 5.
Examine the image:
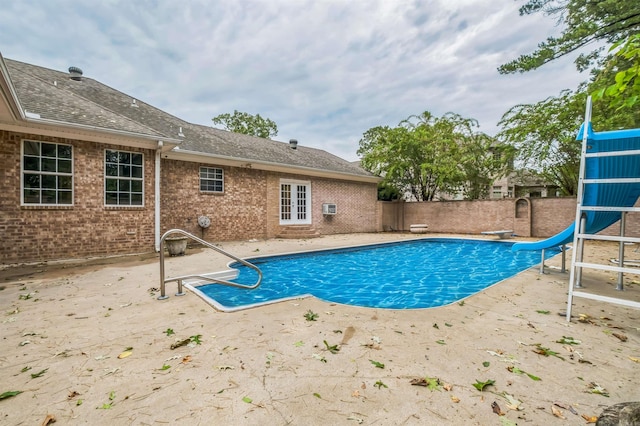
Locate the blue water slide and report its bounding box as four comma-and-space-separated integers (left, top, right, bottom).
512, 123, 640, 252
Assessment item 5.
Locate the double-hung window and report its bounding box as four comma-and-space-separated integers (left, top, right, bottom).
22, 140, 73, 205
105, 150, 144, 206
200, 167, 224, 193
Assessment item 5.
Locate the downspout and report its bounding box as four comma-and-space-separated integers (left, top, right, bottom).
155, 141, 163, 252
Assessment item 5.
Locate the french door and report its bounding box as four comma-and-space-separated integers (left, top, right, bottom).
280, 180, 311, 225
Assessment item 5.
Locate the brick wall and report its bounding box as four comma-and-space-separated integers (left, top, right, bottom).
384, 197, 640, 238
1, 130, 380, 265
161, 160, 269, 241
264, 172, 379, 237
530, 198, 577, 236
0, 131, 155, 264
403, 199, 516, 234
311, 178, 378, 234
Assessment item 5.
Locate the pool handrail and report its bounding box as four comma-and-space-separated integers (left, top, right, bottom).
158, 229, 262, 300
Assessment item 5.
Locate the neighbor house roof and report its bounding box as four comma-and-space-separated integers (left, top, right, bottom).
1, 56, 377, 182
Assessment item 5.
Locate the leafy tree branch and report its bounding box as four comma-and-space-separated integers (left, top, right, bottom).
212, 110, 278, 139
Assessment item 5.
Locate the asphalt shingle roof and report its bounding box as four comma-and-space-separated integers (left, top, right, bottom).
5, 58, 373, 178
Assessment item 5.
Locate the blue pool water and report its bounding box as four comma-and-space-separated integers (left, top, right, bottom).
195, 238, 560, 310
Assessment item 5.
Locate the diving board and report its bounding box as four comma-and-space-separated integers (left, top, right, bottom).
481, 230, 513, 239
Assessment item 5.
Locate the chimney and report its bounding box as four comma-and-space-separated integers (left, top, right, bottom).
289, 139, 298, 150
68, 66, 83, 81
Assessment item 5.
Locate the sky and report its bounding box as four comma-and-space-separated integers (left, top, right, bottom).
0, 0, 590, 161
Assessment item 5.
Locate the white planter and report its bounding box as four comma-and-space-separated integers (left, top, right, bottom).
409, 224, 429, 234
165, 237, 188, 256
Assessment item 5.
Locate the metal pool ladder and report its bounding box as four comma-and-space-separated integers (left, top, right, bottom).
157, 229, 262, 300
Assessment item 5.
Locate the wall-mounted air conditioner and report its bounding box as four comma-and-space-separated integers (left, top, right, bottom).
322, 203, 337, 215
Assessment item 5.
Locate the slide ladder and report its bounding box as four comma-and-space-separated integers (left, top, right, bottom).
566, 97, 640, 320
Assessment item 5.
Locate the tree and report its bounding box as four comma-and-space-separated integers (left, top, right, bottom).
498, 86, 640, 195
498, 90, 585, 195
212, 110, 278, 139
593, 34, 640, 109
377, 182, 401, 201
358, 111, 513, 201
497, 1, 640, 194
498, 0, 640, 75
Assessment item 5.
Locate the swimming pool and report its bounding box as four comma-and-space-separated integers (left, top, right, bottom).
190, 238, 560, 311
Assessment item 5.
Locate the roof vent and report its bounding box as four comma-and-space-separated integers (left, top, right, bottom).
289, 139, 298, 150
68, 66, 83, 81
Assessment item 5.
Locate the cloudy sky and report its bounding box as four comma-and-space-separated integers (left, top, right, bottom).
0, 0, 589, 161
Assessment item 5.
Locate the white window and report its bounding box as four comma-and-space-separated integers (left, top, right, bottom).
200, 167, 224, 192
105, 150, 144, 206
22, 140, 73, 205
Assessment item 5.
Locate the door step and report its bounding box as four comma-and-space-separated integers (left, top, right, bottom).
277, 225, 321, 239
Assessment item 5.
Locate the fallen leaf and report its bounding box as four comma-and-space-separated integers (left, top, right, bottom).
532, 344, 564, 360
556, 336, 581, 345
351, 390, 360, 397
586, 382, 609, 397
30, 369, 48, 379
170, 338, 190, 350
551, 405, 565, 419
0, 390, 22, 400
612, 333, 628, 342
473, 379, 495, 391
503, 393, 523, 411
451, 395, 460, 403
242, 396, 253, 403
581, 414, 598, 423
117, 351, 132, 359
443, 383, 453, 391
181, 355, 192, 364
491, 401, 505, 416
629, 356, 640, 363
369, 359, 385, 369
410, 377, 442, 391
215, 365, 234, 370
40, 414, 56, 426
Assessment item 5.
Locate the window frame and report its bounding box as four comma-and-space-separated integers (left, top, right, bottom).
199, 166, 224, 193
21, 139, 74, 206
104, 149, 145, 207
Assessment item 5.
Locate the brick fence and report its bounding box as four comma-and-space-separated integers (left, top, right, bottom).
380, 197, 640, 238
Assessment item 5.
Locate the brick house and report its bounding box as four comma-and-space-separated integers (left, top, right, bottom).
0, 55, 380, 264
